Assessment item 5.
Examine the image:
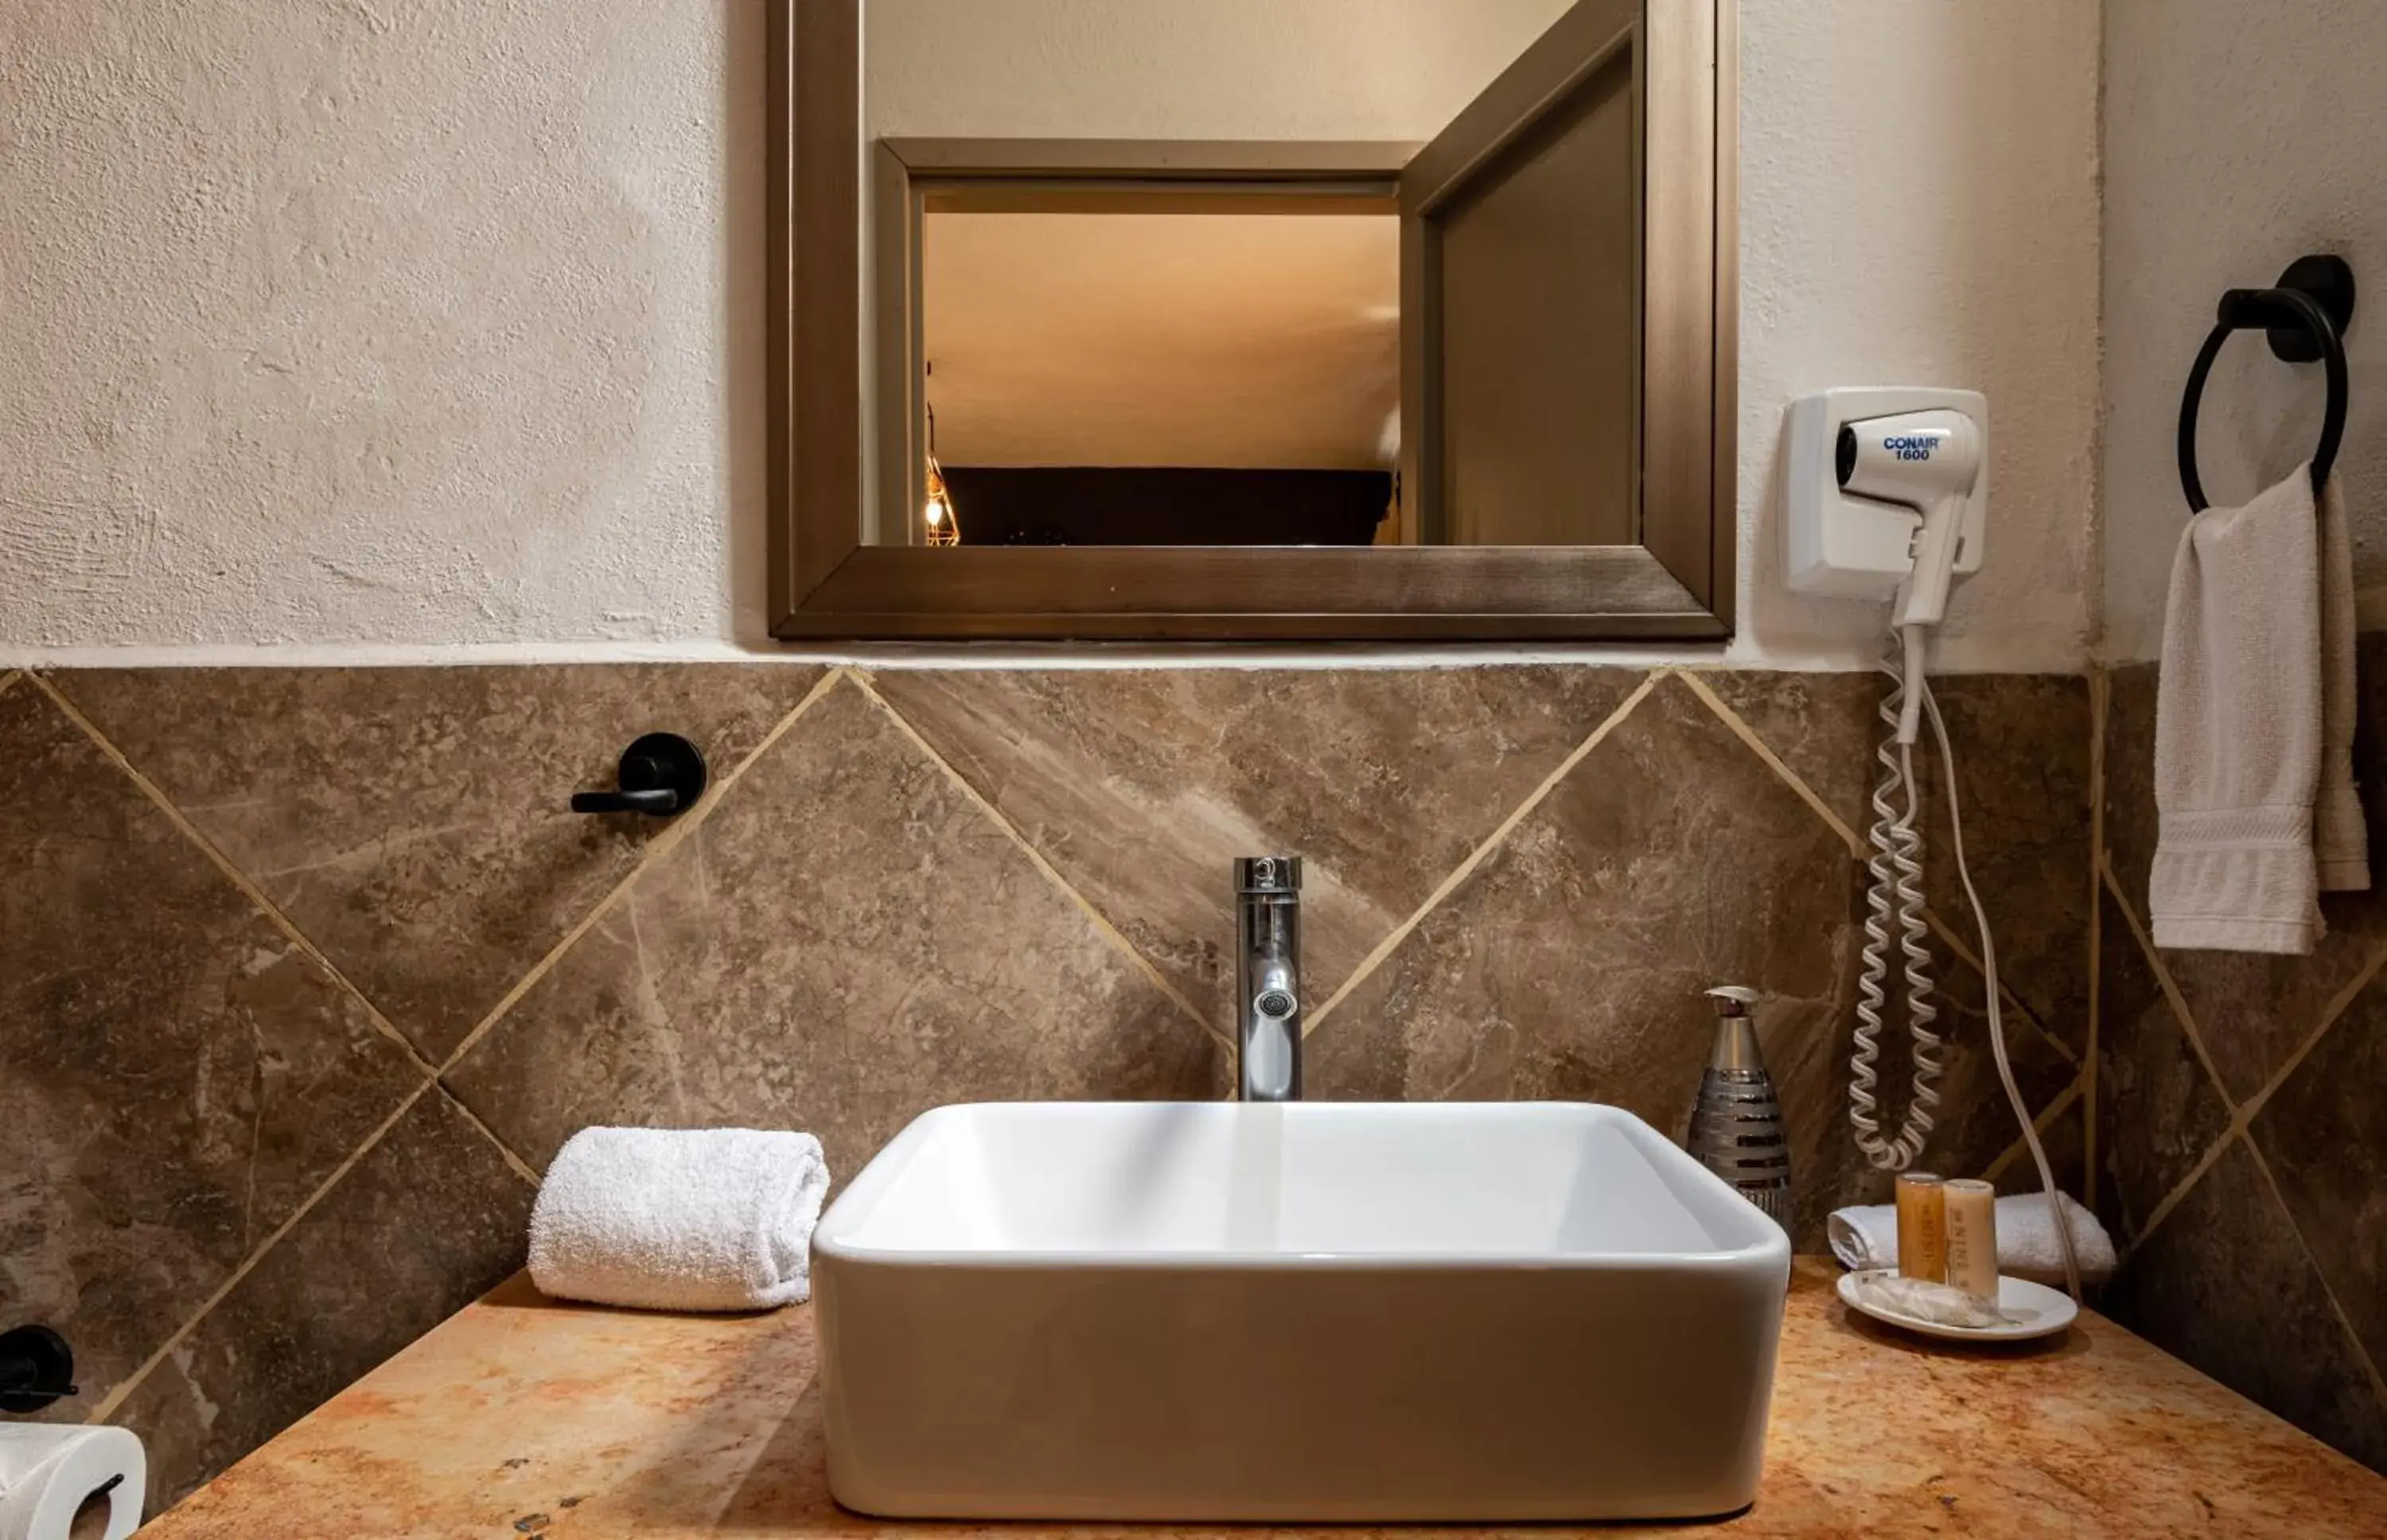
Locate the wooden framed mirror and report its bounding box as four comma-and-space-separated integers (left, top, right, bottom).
767, 0, 1735, 640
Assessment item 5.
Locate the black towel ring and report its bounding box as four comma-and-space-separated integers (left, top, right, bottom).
2178, 253, 2355, 512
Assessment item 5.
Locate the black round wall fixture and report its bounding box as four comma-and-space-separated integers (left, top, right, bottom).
570, 733, 709, 817
0, 1324, 78, 1414
2263, 254, 2356, 363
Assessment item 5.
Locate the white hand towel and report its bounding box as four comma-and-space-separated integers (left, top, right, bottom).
528, 1126, 831, 1312
2150, 465, 2328, 953
1827, 1192, 2116, 1288
2316, 476, 2371, 891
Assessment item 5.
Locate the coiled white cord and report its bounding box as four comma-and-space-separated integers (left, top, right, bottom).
1851, 629, 1942, 1171
1848, 620, 2085, 1303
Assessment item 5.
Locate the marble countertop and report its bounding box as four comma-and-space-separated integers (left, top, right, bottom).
143, 1259, 2385, 1538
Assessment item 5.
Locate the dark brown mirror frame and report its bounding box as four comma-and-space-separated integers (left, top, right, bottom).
766, 0, 1736, 641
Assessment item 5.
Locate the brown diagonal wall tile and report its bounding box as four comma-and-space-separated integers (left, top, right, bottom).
1937, 962, 2083, 1183
112, 1091, 535, 1508
1696, 669, 1879, 840
2103, 1138, 2387, 1475
1745, 993, 1876, 1250
0, 686, 422, 1418
2155, 933, 2386, 1104
1307, 674, 2077, 1250
1307, 677, 1908, 1246
1992, 1088, 2087, 1198
2103, 651, 2387, 1100
868, 667, 1644, 1034
1704, 670, 2093, 1054
1306, 677, 1852, 1109
2097, 640, 2387, 1479
1914, 675, 2094, 1049
2101, 663, 2161, 900
1795, 957, 2081, 1248
57, 666, 824, 1063
2250, 975, 2387, 1375
2094, 889, 2232, 1247
446, 679, 1223, 1178
7, 656, 2120, 1509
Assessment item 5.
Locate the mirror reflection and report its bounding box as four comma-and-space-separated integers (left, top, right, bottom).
868, 0, 1644, 550
924, 212, 1400, 546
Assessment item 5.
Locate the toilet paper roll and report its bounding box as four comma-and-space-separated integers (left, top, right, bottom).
0, 1425, 144, 1540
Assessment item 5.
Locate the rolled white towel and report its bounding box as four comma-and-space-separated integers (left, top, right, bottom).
1828, 1191, 2116, 1287
528, 1126, 831, 1312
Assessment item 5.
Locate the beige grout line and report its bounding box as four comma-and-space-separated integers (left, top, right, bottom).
33, 673, 442, 1079
2134, 943, 2387, 1266
2090, 776, 2387, 1285
1675, 667, 2077, 1069
73, 663, 853, 1428
2106, 898, 2387, 1396
847, 669, 1236, 1060
1672, 668, 1864, 859
2098, 852, 2239, 1115
88, 1080, 435, 1425
1981, 1072, 2084, 1185
436, 664, 850, 1080
41, 671, 547, 1184
2120, 1126, 2238, 1265
2091, 854, 2230, 1254
2084, 667, 2109, 1212
41, 650, 2348, 1399
2241, 1136, 2387, 1408
438, 1082, 543, 1187
1920, 909, 2082, 1068
0, 668, 21, 701
1303, 670, 1664, 1036
2230, 938, 2387, 1133
37, 659, 631, 1427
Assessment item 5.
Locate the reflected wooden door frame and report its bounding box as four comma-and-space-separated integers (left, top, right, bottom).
765, 0, 1736, 642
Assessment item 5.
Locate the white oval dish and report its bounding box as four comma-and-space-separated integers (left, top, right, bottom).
1836, 1267, 2079, 1343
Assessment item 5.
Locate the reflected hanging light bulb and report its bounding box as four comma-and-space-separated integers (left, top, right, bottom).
922, 459, 959, 547
923, 396, 959, 547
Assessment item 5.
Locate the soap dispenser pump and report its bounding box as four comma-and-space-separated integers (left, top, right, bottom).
1687, 986, 1793, 1229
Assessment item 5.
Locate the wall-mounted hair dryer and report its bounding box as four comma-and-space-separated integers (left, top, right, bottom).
1785, 389, 1988, 601
1835, 407, 1982, 630
1785, 387, 1988, 743
1778, 386, 2077, 1299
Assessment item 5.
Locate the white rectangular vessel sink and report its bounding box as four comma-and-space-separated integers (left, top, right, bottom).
813, 1101, 1790, 1522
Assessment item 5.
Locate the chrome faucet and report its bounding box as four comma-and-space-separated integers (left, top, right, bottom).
1234, 857, 1303, 1101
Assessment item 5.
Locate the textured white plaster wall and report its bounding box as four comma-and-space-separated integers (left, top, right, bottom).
1733, 0, 2101, 671
0, 0, 763, 654
2101, 0, 2387, 660
0, 1, 2103, 669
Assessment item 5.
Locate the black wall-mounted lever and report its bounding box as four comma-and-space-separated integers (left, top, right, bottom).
571, 733, 708, 818
0, 1324, 77, 1414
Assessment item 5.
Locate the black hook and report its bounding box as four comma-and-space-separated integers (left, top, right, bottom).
0, 1325, 78, 1414
2178, 253, 2355, 512
570, 733, 708, 818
